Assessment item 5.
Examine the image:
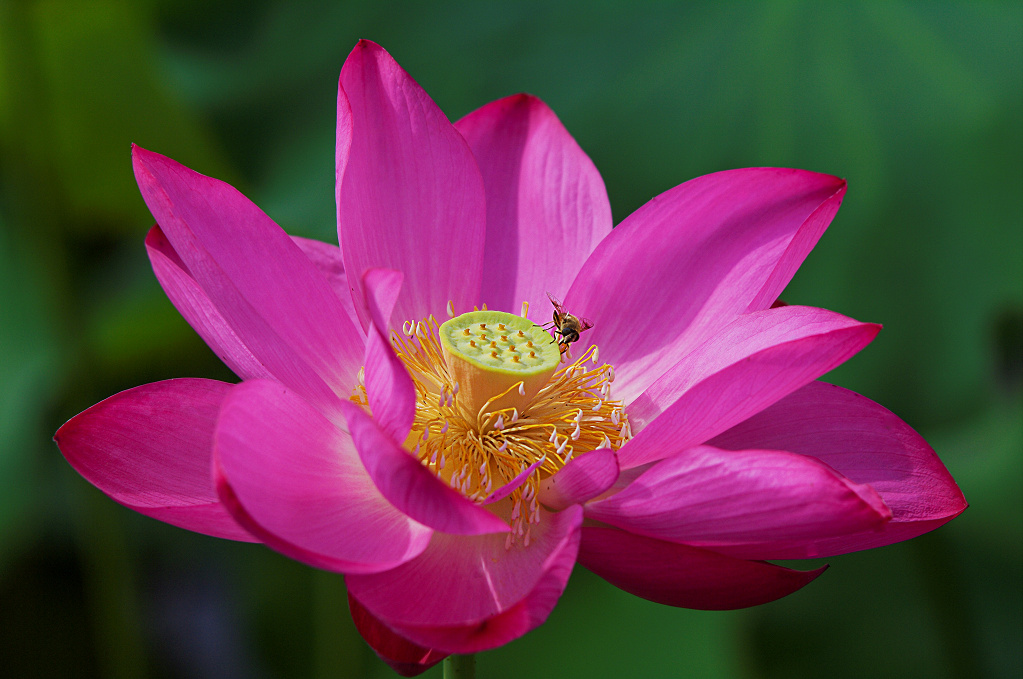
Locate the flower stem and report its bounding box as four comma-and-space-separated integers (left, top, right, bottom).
443, 654, 476, 679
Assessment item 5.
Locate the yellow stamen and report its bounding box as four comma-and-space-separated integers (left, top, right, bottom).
383, 309, 630, 545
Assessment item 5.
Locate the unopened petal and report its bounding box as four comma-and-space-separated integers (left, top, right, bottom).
54, 379, 254, 542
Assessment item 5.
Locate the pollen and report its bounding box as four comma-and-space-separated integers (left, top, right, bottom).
378, 308, 630, 547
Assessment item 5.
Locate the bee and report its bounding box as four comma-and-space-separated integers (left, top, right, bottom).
543, 292, 593, 354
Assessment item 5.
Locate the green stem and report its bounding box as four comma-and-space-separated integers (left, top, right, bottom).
443, 654, 476, 679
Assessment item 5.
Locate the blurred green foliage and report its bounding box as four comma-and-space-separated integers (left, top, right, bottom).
1, 1, 1019, 678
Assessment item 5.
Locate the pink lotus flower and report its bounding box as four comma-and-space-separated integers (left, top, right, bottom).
55, 41, 965, 675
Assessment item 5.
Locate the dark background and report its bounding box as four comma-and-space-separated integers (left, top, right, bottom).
1, 2, 1020, 677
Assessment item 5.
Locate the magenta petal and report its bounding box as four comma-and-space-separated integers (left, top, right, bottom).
481, 456, 546, 506
339, 401, 509, 536
578, 527, 826, 610
585, 445, 890, 560
568, 168, 847, 404
348, 594, 447, 677
620, 305, 880, 469
378, 509, 580, 653
54, 379, 254, 542
290, 235, 362, 332
346, 505, 581, 630
709, 381, 967, 557
146, 226, 272, 382
338, 40, 485, 325
213, 380, 432, 573
455, 94, 612, 314
148, 229, 365, 383
538, 448, 620, 511
361, 268, 416, 442
133, 147, 363, 417
745, 184, 845, 311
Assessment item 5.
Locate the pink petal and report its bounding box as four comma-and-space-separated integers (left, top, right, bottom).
455, 94, 612, 315
146, 226, 271, 382
338, 40, 485, 326
149, 230, 363, 381
708, 381, 967, 557
620, 305, 880, 469
482, 456, 546, 506
54, 379, 254, 542
346, 505, 582, 630
133, 147, 363, 418
213, 380, 432, 573
338, 401, 509, 536
745, 185, 845, 311
567, 168, 847, 404
348, 595, 446, 677
148, 229, 364, 380
585, 445, 890, 560
538, 448, 620, 511
378, 510, 580, 653
361, 268, 416, 442
578, 527, 826, 610
290, 235, 361, 332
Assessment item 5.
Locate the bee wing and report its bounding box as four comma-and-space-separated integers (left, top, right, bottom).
579, 318, 594, 331
545, 290, 565, 314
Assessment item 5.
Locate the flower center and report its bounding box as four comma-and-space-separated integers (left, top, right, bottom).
352, 306, 631, 544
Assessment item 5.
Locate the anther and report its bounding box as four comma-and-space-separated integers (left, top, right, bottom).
592, 346, 600, 363
518, 382, 526, 396
446, 300, 455, 318
571, 422, 581, 440
498, 441, 508, 452
440, 420, 449, 434
521, 301, 529, 317
422, 428, 430, 441
357, 366, 365, 386
402, 320, 414, 336
452, 382, 459, 394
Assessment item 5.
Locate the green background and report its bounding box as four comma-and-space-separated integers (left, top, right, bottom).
1, 2, 1020, 677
